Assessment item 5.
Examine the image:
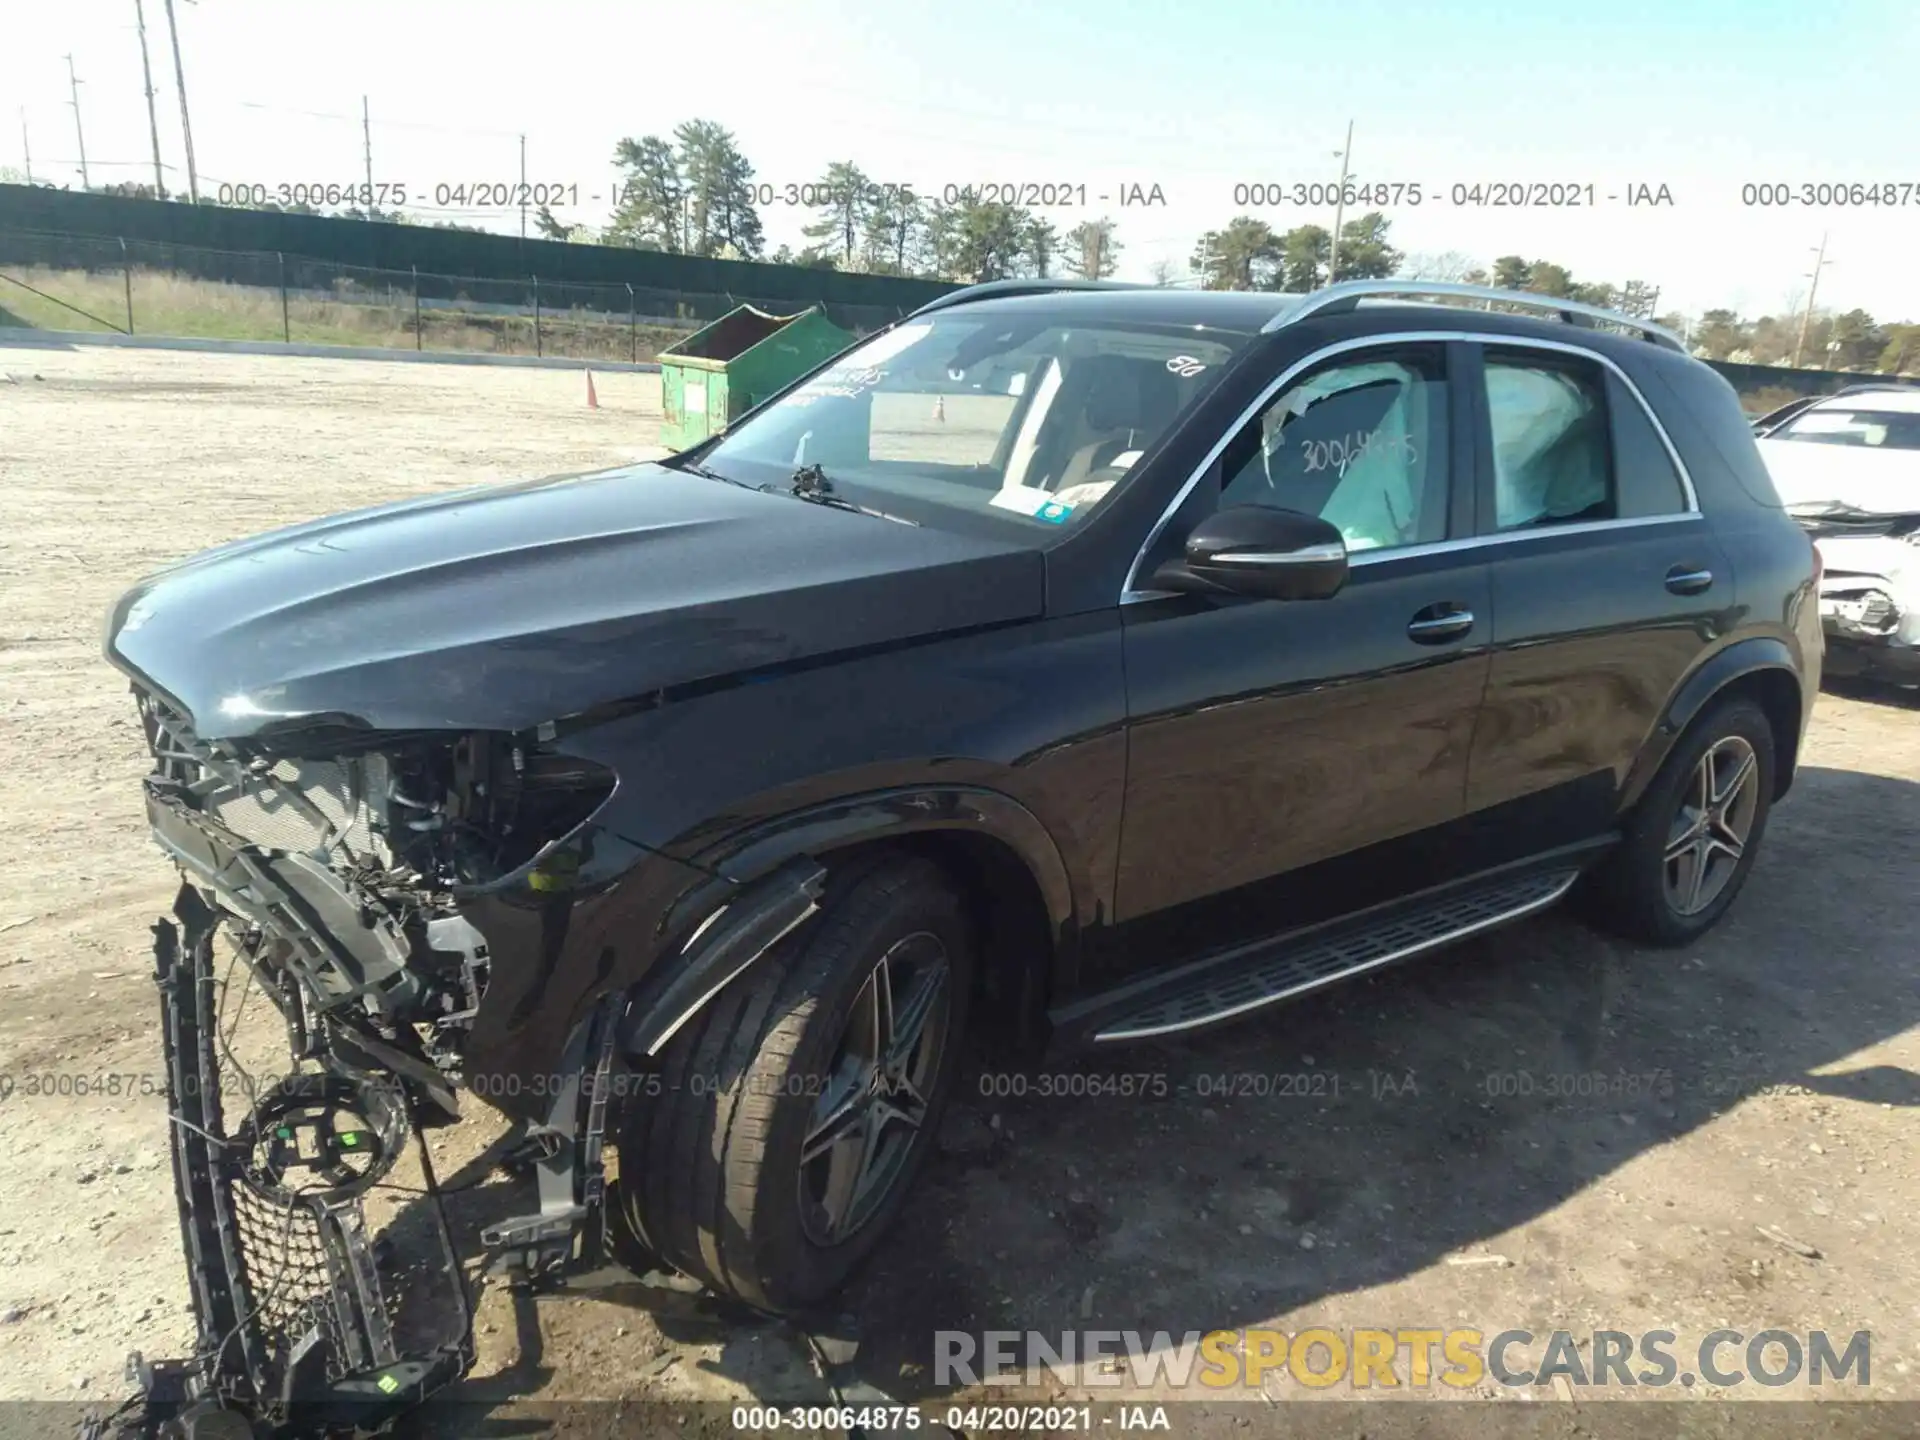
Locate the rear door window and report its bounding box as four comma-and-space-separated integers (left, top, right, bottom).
1481, 352, 1613, 531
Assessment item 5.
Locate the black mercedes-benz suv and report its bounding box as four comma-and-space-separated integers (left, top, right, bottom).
104, 278, 1820, 1427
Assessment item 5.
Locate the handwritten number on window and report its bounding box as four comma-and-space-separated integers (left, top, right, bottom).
1299, 430, 1418, 476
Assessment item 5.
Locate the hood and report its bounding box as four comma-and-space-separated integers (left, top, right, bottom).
1756, 436, 1920, 516
105, 463, 1045, 740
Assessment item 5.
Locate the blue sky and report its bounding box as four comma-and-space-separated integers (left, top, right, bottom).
6, 0, 1919, 317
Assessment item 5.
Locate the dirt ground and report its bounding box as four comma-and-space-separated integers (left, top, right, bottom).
1, 343, 1917, 1434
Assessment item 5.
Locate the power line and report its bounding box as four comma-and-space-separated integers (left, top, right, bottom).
228, 95, 1207, 169
33, 156, 182, 170
235, 99, 523, 139
19, 109, 32, 185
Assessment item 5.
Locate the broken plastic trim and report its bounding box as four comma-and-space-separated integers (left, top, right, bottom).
124, 883, 474, 1438
620, 857, 827, 1057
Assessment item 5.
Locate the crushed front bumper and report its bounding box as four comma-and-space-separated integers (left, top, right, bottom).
123, 884, 474, 1438
1813, 541, 1920, 681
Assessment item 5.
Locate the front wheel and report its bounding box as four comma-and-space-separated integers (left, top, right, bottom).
1579, 695, 1777, 947
612, 855, 973, 1313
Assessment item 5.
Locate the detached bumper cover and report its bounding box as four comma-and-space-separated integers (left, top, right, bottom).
138, 884, 474, 1435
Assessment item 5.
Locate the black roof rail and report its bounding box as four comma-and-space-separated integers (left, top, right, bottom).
908, 278, 1151, 318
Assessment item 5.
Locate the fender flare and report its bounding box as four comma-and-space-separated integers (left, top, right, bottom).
1621, 636, 1801, 812
620, 785, 1078, 1057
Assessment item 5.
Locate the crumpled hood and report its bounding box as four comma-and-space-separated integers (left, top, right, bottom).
105, 462, 1044, 740
1757, 436, 1920, 515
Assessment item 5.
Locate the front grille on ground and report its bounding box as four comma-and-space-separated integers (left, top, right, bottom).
230, 1183, 364, 1384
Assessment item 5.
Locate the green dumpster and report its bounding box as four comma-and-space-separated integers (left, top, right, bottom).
657, 304, 856, 450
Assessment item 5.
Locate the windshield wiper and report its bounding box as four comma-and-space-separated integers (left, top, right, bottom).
675, 456, 759, 491
764, 464, 919, 525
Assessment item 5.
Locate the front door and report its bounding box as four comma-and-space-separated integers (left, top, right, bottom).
1110, 340, 1493, 971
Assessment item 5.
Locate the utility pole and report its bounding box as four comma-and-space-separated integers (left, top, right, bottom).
1791, 232, 1831, 368
518, 133, 527, 239
19, 109, 32, 185
64, 55, 90, 189
362, 95, 375, 217
1326, 118, 1353, 288
162, 0, 198, 202
133, 0, 166, 198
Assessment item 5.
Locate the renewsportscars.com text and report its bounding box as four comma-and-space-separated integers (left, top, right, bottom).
935, 1327, 1872, 1390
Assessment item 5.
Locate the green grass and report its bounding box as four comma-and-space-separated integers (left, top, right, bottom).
0, 264, 691, 362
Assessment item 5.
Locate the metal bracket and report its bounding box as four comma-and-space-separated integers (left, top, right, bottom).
479, 994, 621, 1286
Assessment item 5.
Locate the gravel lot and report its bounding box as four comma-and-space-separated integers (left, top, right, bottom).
1, 343, 1916, 1433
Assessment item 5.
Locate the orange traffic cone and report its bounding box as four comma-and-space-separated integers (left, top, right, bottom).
585, 369, 600, 409
932, 394, 945, 423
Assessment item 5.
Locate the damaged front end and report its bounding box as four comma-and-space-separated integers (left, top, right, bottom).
1794, 507, 1920, 680
117, 688, 616, 1437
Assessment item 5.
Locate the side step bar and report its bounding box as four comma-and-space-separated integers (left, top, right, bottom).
1085, 867, 1581, 1044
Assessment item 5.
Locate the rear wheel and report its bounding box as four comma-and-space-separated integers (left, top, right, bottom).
611, 854, 973, 1313
1579, 695, 1776, 947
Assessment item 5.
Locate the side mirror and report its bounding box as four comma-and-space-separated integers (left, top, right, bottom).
1151, 505, 1349, 601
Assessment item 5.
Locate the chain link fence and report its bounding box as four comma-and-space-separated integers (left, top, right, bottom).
0, 228, 911, 363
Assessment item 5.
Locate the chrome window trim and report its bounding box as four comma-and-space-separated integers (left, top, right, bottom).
1118, 329, 1703, 604
1343, 513, 1702, 567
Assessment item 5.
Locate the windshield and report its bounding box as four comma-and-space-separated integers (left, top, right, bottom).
693, 308, 1250, 533
1774, 406, 1920, 451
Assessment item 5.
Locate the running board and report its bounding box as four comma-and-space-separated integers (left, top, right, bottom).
1089, 867, 1581, 1043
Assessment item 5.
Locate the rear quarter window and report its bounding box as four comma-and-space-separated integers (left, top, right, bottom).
1606, 371, 1691, 517
1638, 354, 1785, 510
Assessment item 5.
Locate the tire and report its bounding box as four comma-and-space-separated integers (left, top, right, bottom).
612, 854, 974, 1313
1579, 694, 1777, 947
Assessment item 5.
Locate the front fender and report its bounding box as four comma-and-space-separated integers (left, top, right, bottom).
604, 785, 1078, 1066
672, 784, 1077, 949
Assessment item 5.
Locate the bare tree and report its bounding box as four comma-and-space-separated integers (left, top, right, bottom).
1398, 250, 1480, 283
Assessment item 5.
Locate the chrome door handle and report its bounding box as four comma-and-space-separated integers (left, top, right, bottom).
1665, 566, 1714, 596
1408, 608, 1475, 643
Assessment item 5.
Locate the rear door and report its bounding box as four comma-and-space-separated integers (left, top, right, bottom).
1463, 340, 1730, 848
